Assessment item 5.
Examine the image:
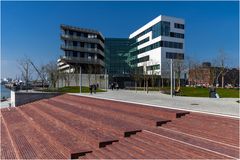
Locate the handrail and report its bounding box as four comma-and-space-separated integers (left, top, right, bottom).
61, 34, 104, 48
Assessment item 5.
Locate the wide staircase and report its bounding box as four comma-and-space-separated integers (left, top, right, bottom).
1, 94, 239, 159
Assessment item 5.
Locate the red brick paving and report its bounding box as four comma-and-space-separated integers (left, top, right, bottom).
1, 94, 239, 159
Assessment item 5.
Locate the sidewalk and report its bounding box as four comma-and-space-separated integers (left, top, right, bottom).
71, 90, 240, 118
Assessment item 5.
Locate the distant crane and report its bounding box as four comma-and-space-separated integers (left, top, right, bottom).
28, 60, 47, 89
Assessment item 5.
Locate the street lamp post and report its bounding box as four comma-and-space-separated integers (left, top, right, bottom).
173, 70, 176, 91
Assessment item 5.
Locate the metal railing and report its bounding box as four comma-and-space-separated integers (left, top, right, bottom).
60, 45, 104, 57
61, 34, 104, 48
60, 56, 105, 66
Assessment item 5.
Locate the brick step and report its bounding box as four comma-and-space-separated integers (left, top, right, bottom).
140, 130, 232, 159
147, 127, 239, 158
1, 108, 68, 159
182, 114, 239, 131
91, 149, 112, 159
0, 118, 18, 159
123, 136, 164, 158
57, 95, 172, 126
162, 122, 238, 147
133, 132, 194, 159
42, 99, 142, 138
50, 98, 171, 128
117, 140, 150, 158
168, 118, 239, 139
186, 113, 239, 126
182, 113, 239, 128
105, 142, 135, 159
99, 146, 124, 159
60, 94, 190, 119
30, 102, 119, 148
18, 105, 92, 159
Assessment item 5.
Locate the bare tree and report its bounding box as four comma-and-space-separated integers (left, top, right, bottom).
74, 65, 80, 86
87, 64, 93, 86
211, 49, 228, 87
141, 62, 149, 93
44, 61, 60, 88
37, 64, 48, 88
18, 57, 34, 91
218, 49, 229, 88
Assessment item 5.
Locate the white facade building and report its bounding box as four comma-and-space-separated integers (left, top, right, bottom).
129, 15, 185, 78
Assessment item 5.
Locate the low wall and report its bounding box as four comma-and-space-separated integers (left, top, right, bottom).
11, 91, 62, 107
57, 73, 108, 89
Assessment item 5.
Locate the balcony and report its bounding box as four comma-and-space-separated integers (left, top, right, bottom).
61, 34, 104, 48
61, 45, 104, 57
60, 56, 105, 67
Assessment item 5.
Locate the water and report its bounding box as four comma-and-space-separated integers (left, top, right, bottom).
1, 84, 10, 99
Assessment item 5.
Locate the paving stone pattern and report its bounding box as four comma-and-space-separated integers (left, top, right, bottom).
0, 94, 239, 159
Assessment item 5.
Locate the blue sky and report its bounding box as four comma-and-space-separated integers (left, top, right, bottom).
1, 1, 239, 78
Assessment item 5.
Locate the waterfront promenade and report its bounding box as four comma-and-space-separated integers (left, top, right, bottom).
72, 90, 240, 118
1, 94, 239, 159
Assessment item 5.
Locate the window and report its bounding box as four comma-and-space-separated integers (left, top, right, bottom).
170, 32, 184, 39
69, 30, 74, 35
130, 55, 149, 65
146, 64, 160, 71
166, 52, 184, 59
72, 51, 78, 57
73, 41, 78, 46
174, 23, 184, 29
77, 32, 81, 37
80, 52, 85, 58
91, 43, 95, 48
129, 40, 183, 58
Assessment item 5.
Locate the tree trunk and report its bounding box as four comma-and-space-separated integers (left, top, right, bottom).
222, 74, 224, 88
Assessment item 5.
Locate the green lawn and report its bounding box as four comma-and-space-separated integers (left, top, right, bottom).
170, 87, 239, 98
126, 86, 239, 98
39, 86, 106, 93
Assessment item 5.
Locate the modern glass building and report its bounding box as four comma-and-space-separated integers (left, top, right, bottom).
57, 15, 185, 88
58, 25, 105, 74
105, 38, 131, 87
129, 15, 185, 78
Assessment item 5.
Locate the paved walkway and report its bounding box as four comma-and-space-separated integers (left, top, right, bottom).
71, 90, 240, 118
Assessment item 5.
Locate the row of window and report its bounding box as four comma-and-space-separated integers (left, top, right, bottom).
64, 40, 104, 51
152, 21, 170, 38
130, 55, 149, 65
130, 37, 150, 47
146, 64, 160, 71
166, 52, 184, 59
130, 41, 183, 56
63, 29, 104, 42
65, 30, 98, 38
65, 51, 104, 60
170, 32, 184, 39
174, 23, 184, 29
132, 21, 171, 40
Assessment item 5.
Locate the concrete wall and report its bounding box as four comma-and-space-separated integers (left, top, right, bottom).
11, 91, 62, 107
57, 73, 108, 89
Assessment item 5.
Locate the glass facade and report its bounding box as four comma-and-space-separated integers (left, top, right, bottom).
131, 21, 171, 40
129, 40, 183, 58
105, 38, 131, 77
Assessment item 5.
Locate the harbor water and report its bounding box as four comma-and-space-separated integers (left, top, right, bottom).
1, 84, 11, 99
